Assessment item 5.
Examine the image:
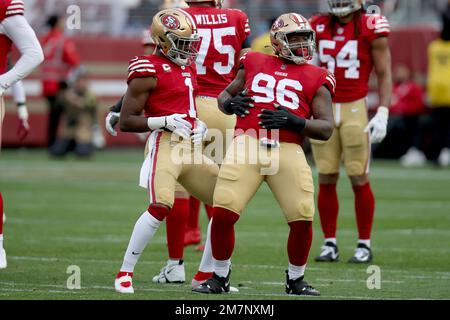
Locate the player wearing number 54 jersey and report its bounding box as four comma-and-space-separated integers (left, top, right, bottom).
310, 0, 392, 263
114, 8, 220, 294
193, 13, 335, 296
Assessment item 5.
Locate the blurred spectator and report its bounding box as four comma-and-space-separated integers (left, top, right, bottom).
251, 18, 277, 55
425, 0, 450, 167
41, 15, 80, 149
374, 65, 428, 161
50, 69, 99, 158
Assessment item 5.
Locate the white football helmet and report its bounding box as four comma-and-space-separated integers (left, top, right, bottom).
328, 0, 365, 17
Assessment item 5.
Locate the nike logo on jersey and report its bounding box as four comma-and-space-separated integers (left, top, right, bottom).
351, 108, 359, 113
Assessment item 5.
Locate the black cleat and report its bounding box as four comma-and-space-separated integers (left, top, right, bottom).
192, 270, 231, 294
348, 243, 373, 263
285, 271, 320, 296
314, 241, 339, 262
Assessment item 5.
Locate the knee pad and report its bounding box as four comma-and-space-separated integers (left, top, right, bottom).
341, 125, 367, 175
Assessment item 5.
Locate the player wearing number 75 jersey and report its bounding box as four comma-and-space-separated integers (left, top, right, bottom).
193, 13, 335, 296
310, 0, 392, 263
114, 8, 220, 294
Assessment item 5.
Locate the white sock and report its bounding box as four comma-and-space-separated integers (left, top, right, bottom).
168, 259, 181, 266
358, 239, 371, 248
213, 259, 231, 278
198, 219, 214, 273
288, 263, 306, 281
325, 237, 337, 245
120, 211, 161, 273
0, 234, 3, 250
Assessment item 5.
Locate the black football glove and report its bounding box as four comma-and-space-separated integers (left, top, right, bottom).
223, 90, 254, 118
258, 104, 306, 131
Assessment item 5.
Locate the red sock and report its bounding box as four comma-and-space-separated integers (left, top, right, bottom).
204, 204, 214, 220
353, 183, 375, 240
318, 183, 339, 239
166, 197, 189, 259
211, 207, 239, 261
188, 197, 201, 230
0, 192, 3, 235
287, 221, 313, 266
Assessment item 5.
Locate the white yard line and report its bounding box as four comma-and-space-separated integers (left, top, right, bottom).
8, 256, 450, 280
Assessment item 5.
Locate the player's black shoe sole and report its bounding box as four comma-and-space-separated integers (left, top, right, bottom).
285, 271, 320, 296
192, 271, 231, 294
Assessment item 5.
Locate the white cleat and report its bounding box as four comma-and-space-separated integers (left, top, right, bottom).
400, 147, 426, 167
0, 248, 7, 269
115, 273, 134, 294
152, 260, 185, 284
438, 148, 450, 167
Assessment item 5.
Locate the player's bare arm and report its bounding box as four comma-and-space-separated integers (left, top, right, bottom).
364, 36, 392, 143
371, 36, 392, 108
218, 67, 254, 117
120, 77, 156, 132
305, 86, 334, 140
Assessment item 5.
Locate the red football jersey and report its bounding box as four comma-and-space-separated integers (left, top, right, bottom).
237, 52, 336, 145
185, 6, 250, 97
310, 13, 390, 103
0, 0, 24, 74
127, 54, 198, 127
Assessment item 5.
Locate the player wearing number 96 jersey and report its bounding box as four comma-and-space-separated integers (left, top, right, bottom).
192, 13, 335, 296
114, 8, 220, 294
310, 0, 392, 264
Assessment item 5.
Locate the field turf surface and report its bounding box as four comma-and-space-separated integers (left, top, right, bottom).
0, 149, 449, 300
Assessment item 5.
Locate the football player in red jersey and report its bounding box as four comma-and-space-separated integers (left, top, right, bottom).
114, 8, 220, 294
193, 13, 335, 295
105, 0, 251, 285
183, 0, 251, 286
0, 0, 44, 269
310, 0, 392, 263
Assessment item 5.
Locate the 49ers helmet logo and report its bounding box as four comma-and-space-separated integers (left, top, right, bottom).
161, 14, 180, 30
272, 19, 285, 31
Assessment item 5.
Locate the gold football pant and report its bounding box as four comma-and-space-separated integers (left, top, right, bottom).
140, 131, 219, 208
196, 96, 236, 164
311, 99, 370, 176
213, 134, 315, 222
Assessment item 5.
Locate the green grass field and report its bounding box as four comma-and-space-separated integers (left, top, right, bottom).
0, 149, 449, 300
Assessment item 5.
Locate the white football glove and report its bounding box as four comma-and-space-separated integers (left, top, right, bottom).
105, 111, 120, 136
364, 106, 389, 144
17, 104, 30, 141
147, 113, 192, 140
191, 119, 208, 146
0, 85, 5, 96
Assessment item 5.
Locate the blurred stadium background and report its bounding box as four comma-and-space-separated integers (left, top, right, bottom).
1, 0, 448, 158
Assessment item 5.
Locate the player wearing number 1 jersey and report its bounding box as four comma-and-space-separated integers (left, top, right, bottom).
114, 8, 220, 294
310, 0, 392, 263
193, 13, 334, 296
